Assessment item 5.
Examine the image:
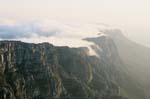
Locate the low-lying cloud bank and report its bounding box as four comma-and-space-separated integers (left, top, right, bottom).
0, 19, 112, 45
0, 20, 61, 39
0, 19, 119, 56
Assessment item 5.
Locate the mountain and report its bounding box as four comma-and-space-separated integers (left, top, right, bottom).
85, 34, 147, 99
102, 29, 150, 97
0, 31, 149, 99
0, 40, 125, 99
101, 29, 150, 98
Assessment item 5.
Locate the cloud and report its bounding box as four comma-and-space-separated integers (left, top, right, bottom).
0, 20, 61, 39
0, 19, 113, 47
0, 19, 112, 40
0, 24, 30, 39
0, 18, 121, 56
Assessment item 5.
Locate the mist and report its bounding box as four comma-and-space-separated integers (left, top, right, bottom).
0, 0, 150, 99
0, 0, 150, 47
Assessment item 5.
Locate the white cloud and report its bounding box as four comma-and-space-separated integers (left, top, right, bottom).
0, 19, 111, 42
0, 19, 114, 56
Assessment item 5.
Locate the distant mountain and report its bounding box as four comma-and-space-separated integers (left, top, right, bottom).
85, 33, 148, 99
0, 30, 149, 99
101, 29, 150, 98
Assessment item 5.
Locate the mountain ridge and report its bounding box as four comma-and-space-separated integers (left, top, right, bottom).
0, 32, 149, 99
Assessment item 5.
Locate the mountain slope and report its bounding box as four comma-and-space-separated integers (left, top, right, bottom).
85, 35, 147, 99
102, 29, 150, 98
0, 40, 129, 99
0, 32, 148, 99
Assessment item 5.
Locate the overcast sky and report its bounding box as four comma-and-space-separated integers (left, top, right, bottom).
0, 0, 150, 46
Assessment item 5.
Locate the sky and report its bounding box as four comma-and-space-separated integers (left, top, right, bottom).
0, 0, 150, 47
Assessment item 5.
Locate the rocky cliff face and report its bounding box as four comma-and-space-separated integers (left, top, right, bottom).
0, 37, 135, 99
101, 30, 150, 99
85, 35, 147, 99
